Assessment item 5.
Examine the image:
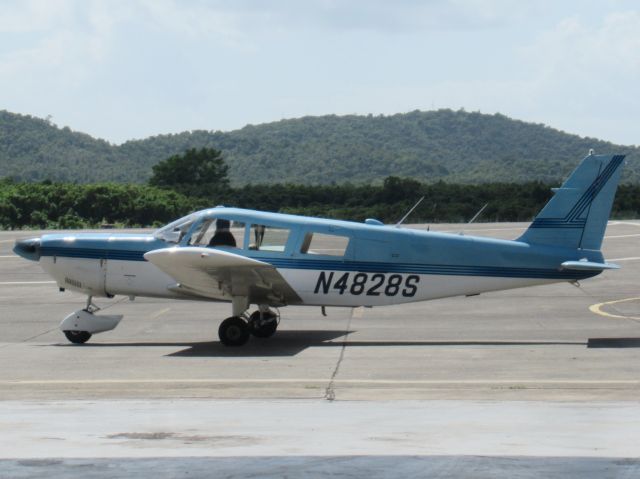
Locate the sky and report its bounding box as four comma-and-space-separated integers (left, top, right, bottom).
1, 0, 639, 145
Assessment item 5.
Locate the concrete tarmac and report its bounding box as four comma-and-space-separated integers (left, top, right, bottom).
1, 221, 639, 477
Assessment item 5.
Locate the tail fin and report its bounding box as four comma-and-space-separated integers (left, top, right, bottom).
518, 153, 626, 250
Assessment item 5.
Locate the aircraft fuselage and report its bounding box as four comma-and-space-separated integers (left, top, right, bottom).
35, 218, 600, 309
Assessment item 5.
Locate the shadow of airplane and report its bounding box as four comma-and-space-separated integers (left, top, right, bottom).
46, 331, 640, 357
50, 330, 350, 357
587, 338, 640, 348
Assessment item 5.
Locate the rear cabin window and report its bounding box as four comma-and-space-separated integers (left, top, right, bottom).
249, 225, 290, 252
189, 219, 246, 248
301, 233, 349, 257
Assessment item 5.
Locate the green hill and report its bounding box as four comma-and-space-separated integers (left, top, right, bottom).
1, 109, 638, 185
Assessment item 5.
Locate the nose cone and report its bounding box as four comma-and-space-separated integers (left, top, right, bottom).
13, 237, 41, 261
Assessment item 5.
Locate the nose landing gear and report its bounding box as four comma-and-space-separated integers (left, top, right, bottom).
60, 296, 123, 344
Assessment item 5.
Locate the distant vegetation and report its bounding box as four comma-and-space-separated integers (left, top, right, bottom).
1, 109, 638, 185
0, 179, 194, 229
2, 115, 638, 230
2, 176, 638, 230
149, 147, 230, 197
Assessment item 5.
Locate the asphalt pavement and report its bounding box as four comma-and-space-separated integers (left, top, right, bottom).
1, 221, 639, 478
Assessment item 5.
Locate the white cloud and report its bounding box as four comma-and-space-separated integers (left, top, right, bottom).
0, 12, 106, 82
529, 11, 640, 76
227, 0, 541, 33
1, 1, 639, 145
134, 0, 252, 49
526, 11, 640, 101
512, 10, 640, 143
0, 0, 74, 33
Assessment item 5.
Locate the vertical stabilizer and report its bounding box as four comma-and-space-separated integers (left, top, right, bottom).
518, 153, 626, 250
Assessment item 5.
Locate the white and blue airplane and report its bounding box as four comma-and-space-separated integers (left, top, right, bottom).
14, 153, 626, 346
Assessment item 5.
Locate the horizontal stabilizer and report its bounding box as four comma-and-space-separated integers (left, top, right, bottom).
560, 261, 620, 271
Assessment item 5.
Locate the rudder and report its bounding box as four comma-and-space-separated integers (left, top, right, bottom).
518, 153, 626, 250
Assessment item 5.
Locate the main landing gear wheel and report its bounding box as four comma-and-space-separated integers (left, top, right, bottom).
63, 330, 92, 344
218, 316, 250, 346
248, 311, 278, 338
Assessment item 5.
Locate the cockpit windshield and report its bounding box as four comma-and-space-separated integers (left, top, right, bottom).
153, 213, 200, 244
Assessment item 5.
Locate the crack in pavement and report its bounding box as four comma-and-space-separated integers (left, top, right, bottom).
324, 312, 354, 401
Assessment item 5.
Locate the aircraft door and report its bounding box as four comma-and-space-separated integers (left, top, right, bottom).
105, 256, 135, 296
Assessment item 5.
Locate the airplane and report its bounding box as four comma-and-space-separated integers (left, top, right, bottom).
14, 152, 626, 346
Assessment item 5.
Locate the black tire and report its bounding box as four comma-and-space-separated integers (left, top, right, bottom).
218, 316, 250, 346
248, 311, 278, 338
64, 330, 92, 344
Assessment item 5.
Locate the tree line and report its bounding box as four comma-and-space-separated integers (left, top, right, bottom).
2, 147, 638, 230
2, 179, 638, 230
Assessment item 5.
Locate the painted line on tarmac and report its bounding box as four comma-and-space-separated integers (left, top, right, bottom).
0, 281, 56, 285
604, 233, 640, 239
1, 378, 639, 386
609, 221, 640, 227
589, 297, 640, 321
0, 255, 18, 258
148, 307, 171, 320
608, 257, 640, 262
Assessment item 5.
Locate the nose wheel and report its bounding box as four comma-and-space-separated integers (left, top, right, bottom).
63, 330, 92, 344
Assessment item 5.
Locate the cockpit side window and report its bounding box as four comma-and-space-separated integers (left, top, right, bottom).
249, 224, 290, 252
300, 232, 350, 257
189, 218, 246, 248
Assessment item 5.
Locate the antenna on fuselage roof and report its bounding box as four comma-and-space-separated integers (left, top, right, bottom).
455, 202, 489, 236
468, 203, 489, 225
395, 196, 425, 228
438, 203, 489, 235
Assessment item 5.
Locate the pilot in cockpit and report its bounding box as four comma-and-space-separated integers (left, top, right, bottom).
208, 219, 237, 247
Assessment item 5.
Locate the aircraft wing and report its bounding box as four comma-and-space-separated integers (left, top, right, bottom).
144, 247, 301, 306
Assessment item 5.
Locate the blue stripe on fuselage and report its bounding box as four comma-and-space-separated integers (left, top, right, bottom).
40, 240, 596, 281
40, 233, 161, 262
